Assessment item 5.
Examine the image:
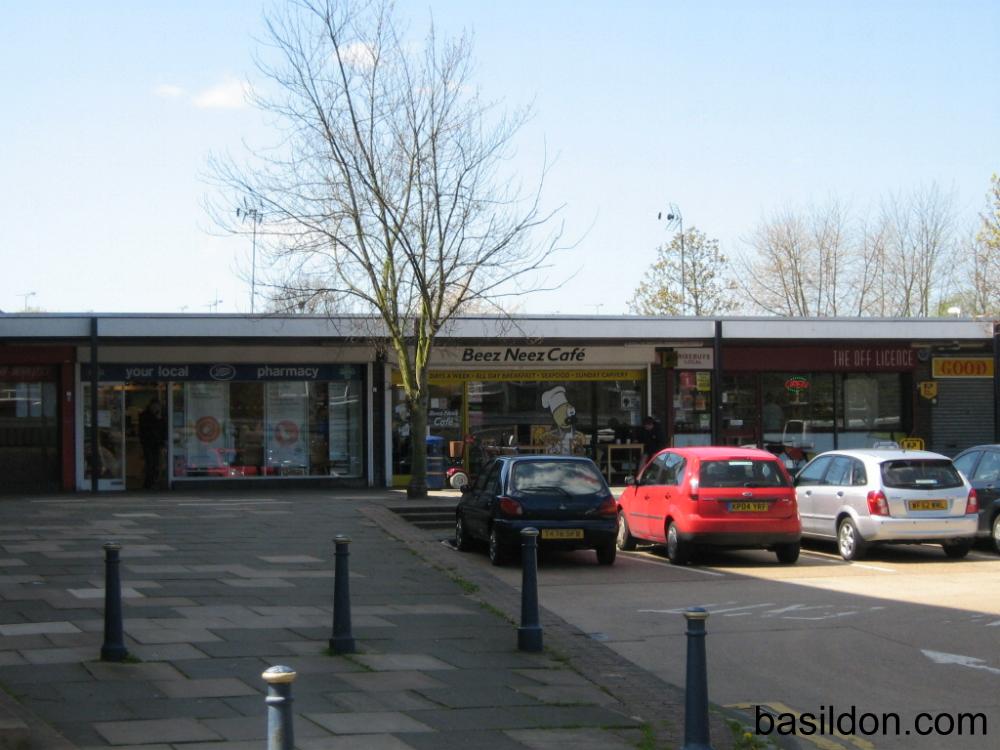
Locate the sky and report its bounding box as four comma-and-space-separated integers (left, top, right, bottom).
2, 1, 998, 316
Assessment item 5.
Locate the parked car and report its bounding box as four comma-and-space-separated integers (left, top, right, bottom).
616, 446, 800, 565
794, 449, 977, 560
952, 444, 1000, 553
455, 455, 618, 566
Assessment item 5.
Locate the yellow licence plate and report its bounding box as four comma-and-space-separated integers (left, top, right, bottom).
908, 499, 948, 511
728, 502, 769, 512
541, 529, 584, 540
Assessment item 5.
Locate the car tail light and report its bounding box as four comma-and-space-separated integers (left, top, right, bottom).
498, 497, 523, 516
688, 477, 699, 500
966, 489, 978, 515
595, 496, 617, 518
867, 490, 890, 516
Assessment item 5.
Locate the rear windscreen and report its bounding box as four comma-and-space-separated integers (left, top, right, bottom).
881, 460, 963, 490
511, 461, 607, 495
699, 459, 790, 488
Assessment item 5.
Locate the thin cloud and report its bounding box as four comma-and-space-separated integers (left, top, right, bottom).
153, 83, 185, 98
192, 77, 250, 110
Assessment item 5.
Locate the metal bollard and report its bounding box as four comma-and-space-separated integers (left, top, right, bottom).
682, 607, 715, 750
100, 542, 128, 662
517, 528, 543, 652
328, 535, 356, 654
262, 665, 296, 750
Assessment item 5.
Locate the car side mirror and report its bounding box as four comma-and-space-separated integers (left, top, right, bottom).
624, 475, 637, 487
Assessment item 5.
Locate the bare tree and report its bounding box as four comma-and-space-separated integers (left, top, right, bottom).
630, 228, 736, 316
877, 184, 959, 316
969, 173, 1000, 316
209, 0, 561, 496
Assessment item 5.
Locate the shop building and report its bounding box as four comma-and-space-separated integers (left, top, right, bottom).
0, 313, 996, 493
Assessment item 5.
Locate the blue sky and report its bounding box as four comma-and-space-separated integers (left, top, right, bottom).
2, 1, 997, 314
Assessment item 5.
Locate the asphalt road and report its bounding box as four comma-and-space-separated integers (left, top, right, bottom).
450, 537, 1000, 750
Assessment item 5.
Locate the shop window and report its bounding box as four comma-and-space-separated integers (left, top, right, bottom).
1, 380, 59, 491
171, 376, 364, 479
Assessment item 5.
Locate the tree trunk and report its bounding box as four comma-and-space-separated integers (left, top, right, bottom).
406, 390, 429, 499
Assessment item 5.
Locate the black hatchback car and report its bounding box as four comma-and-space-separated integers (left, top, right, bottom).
952, 444, 1000, 552
454, 455, 618, 566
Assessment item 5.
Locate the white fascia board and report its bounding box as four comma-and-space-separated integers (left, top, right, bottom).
0, 315, 92, 338
721, 317, 994, 341
438, 316, 715, 340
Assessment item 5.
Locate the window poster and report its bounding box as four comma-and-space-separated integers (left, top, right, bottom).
266, 382, 308, 473
328, 381, 362, 476
184, 383, 228, 470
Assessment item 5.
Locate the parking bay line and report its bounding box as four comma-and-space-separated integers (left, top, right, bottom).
800, 550, 897, 573
620, 551, 725, 576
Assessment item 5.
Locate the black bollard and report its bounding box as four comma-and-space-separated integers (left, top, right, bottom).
682, 607, 715, 750
100, 542, 128, 662
517, 528, 543, 652
329, 535, 355, 654
262, 665, 296, 750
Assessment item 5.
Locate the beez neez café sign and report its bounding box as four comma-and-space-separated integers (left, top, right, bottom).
459, 347, 587, 363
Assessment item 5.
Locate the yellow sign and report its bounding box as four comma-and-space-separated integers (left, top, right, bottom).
393, 369, 646, 384
899, 437, 925, 450
917, 381, 938, 400
932, 357, 994, 378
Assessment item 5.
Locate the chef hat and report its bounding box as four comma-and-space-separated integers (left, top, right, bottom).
541, 385, 568, 412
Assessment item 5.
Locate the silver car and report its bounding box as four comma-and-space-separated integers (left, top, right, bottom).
795, 449, 977, 560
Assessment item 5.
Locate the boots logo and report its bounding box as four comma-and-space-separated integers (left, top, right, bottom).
209, 364, 236, 381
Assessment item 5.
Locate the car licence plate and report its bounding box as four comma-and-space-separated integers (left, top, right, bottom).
908, 499, 948, 511
540, 529, 584, 540
728, 502, 769, 512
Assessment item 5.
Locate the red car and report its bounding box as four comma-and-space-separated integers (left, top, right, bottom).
616, 446, 801, 564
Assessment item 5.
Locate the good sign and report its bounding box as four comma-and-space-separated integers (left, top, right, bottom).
932, 358, 994, 378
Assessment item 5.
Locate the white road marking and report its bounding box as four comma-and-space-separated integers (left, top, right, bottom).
922, 649, 1000, 675
801, 549, 897, 572
620, 551, 725, 576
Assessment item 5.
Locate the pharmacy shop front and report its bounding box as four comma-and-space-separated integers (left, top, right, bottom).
77, 359, 371, 491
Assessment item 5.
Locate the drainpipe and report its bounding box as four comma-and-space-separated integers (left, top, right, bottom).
90, 316, 99, 494
711, 320, 722, 445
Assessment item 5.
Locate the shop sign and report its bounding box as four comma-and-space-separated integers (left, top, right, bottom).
0, 365, 56, 381
832, 347, 915, 370
429, 408, 460, 428
458, 346, 587, 364
931, 357, 994, 378
676, 348, 714, 370
784, 375, 811, 393
917, 381, 938, 400
81, 363, 362, 382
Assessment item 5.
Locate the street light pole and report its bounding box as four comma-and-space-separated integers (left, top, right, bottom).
237, 201, 263, 314
659, 205, 685, 314
19, 291, 36, 311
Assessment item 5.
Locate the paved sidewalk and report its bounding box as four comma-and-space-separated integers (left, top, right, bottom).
0, 489, 741, 749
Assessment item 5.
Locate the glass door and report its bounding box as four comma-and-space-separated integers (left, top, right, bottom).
82, 383, 126, 490
719, 374, 759, 446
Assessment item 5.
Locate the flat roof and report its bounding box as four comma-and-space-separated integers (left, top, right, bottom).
0, 312, 994, 343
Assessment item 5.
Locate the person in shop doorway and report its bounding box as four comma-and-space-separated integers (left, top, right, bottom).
139, 400, 166, 489
639, 415, 666, 467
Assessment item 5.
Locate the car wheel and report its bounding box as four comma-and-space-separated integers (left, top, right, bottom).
488, 526, 509, 566
942, 538, 972, 559
454, 515, 472, 551
616, 511, 637, 551
665, 521, 691, 565
449, 471, 469, 490
992, 514, 1000, 555
837, 518, 867, 561
596, 542, 617, 566
774, 542, 800, 564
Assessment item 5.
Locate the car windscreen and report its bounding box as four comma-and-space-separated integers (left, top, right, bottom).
510, 461, 607, 495
699, 459, 790, 488
880, 459, 964, 490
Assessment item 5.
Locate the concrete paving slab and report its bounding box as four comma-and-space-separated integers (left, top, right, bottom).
296, 734, 417, 750
336, 671, 449, 692
305, 710, 436, 734
92, 718, 222, 745
84, 662, 188, 682
353, 654, 456, 671
152, 678, 258, 698
505, 728, 638, 750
